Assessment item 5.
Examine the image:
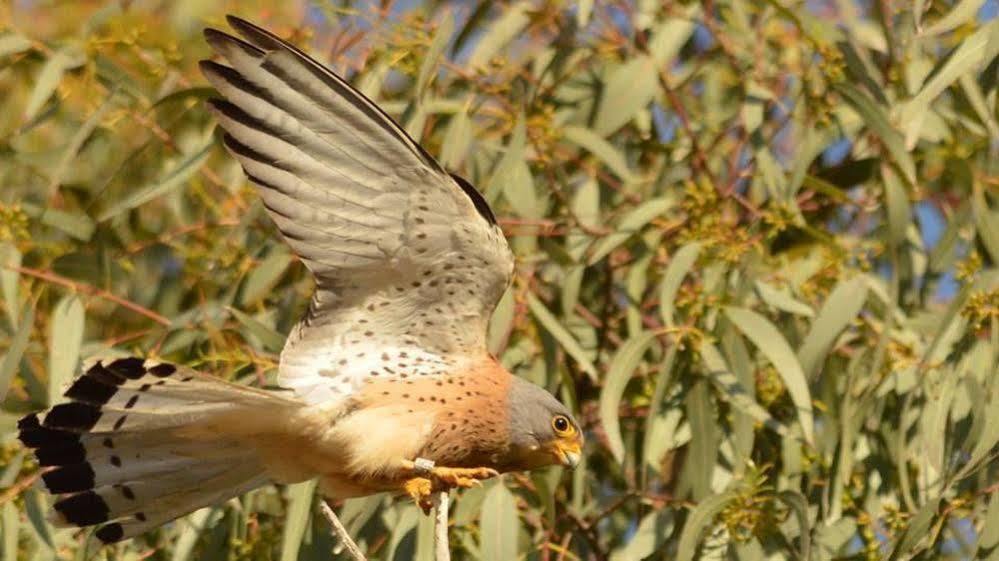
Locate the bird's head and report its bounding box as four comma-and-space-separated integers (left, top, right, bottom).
504, 376, 583, 470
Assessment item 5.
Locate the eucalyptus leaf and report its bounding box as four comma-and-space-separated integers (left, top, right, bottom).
0, 305, 33, 402
279, 480, 317, 561
47, 294, 84, 406
798, 276, 868, 381
479, 482, 519, 561
600, 331, 656, 463
725, 307, 814, 445
676, 491, 737, 561
587, 197, 672, 265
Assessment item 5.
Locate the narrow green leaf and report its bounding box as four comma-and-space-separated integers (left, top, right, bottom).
587, 197, 672, 265
777, 491, 811, 561
797, 276, 868, 380
440, 104, 472, 169
701, 341, 788, 437
24, 488, 54, 552
609, 509, 675, 561
592, 9, 698, 135
685, 379, 718, 500
883, 166, 910, 248
416, 13, 453, 94
562, 125, 635, 183
725, 307, 815, 445
835, 82, 916, 185
491, 118, 525, 177
467, 2, 530, 70
229, 308, 285, 354
888, 499, 938, 560
922, 0, 986, 35
23, 46, 85, 122
171, 507, 218, 561
0, 305, 34, 402
21, 203, 95, 242
956, 384, 999, 480
480, 482, 519, 561
151, 86, 217, 109
279, 479, 317, 561
502, 159, 539, 218
384, 505, 419, 560
47, 294, 84, 406
959, 72, 999, 139
97, 137, 213, 221
0, 243, 21, 328
600, 331, 656, 463
487, 287, 515, 355
567, 177, 600, 258
754, 281, 814, 318
593, 56, 658, 136
2, 502, 17, 561
972, 180, 999, 264
47, 88, 118, 195
906, 20, 997, 121
980, 495, 999, 550
241, 250, 293, 306
676, 491, 736, 561
527, 292, 597, 380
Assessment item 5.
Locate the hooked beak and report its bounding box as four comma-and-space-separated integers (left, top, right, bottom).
551, 438, 582, 469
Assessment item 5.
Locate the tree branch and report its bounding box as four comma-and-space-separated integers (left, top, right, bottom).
434, 491, 451, 561
320, 499, 367, 561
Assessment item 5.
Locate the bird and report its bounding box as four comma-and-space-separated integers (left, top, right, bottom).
17, 15, 583, 544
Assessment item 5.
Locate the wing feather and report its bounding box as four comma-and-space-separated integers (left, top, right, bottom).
203, 17, 514, 404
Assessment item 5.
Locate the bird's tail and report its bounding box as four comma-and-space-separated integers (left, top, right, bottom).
18, 356, 301, 543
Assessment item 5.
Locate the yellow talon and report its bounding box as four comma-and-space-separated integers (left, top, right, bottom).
403, 477, 434, 513
400, 463, 499, 512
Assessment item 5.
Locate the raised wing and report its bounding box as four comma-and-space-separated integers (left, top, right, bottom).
202, 16, 513, 404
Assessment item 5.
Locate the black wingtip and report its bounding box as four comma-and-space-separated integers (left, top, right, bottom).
96, 523, 125, 543
64, 375, 116, 405
226, 14, 266, 39
54, 491, 109, 526
44, 402, 102, 431
42, 463, 96, 494
203, 26, 263, 57
18, 412, 40, 430
18, 421, 78, 448
450, 173, 498, 226
203, 26, 225, 41
225, 14, 252, 29
35, 440, 86, 466
106, 357, 146, 380
147, 363, 176, 378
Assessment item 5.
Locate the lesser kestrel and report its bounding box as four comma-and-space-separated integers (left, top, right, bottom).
18, 15, 583, 543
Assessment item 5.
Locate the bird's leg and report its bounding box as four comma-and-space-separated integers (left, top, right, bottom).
429, 466, 499, 488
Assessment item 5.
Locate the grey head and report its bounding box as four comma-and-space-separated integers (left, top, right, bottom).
502, 376, 583, 471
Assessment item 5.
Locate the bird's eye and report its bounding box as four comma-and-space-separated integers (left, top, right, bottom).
552, 415, 572, 434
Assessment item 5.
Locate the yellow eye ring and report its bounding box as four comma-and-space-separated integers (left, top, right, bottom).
552, 415, 573, 435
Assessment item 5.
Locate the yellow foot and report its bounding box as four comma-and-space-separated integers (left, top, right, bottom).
430, 466, 499, 489
399, 463, 500, 513
403, 477, 434, 513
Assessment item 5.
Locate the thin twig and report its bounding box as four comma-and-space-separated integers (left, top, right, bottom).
0, 472, 41, 505
6, 265, 172, 326
320, 498, 367, 561
434, 491, 451, 561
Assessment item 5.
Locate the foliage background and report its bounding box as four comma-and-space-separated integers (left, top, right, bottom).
2, 0, 999, 560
